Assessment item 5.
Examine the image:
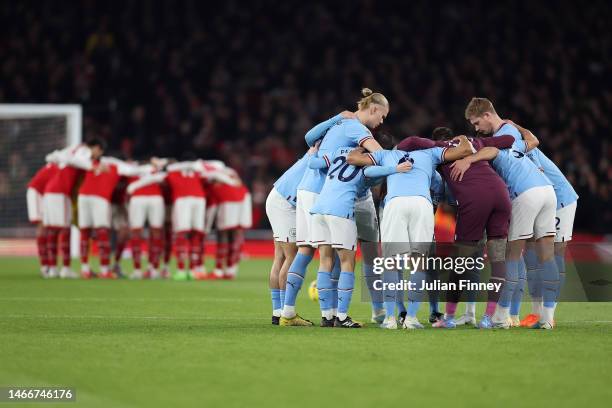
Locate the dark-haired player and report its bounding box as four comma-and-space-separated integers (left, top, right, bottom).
397, 127, 516, 328
348, 136, 473, 329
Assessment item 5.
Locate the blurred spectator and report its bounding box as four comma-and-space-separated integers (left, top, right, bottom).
0, 0, 610, 232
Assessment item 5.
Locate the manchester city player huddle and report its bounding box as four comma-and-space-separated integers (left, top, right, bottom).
265, 89, 577, 330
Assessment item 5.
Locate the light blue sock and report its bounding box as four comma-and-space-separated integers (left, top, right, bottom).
541, 258, 559, 308
331, 255, 340, 312
280, 290, 285, 308
525, 248, 542, 300
363, 263, 383, 311
555, 254, 566, 300
271, 288, 281, 312
317, 271, 333, 314
498, 260, 519, 308
396, 269, 406, 314
407, 300, 421, 318
337, 271, 355, 315
383, 269, 399, 318
283, 253, 313, 307
407, 270, 426, 317
510, 257, 526, 315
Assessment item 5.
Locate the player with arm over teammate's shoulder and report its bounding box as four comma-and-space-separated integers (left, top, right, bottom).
495, 118, 578, 327
462, 98, 559, 329
279, 88, 389, 327
43, 139, 105, 279
347, 135, 473, 329
308, 146, 411, 328
397, 127, 515, 328
265, 141, 323, 325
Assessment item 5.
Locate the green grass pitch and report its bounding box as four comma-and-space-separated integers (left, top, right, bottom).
1, 256, 611, 408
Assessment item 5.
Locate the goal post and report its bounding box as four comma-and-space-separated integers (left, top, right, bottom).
0, 104, 82, 255
0, 104, 82, 146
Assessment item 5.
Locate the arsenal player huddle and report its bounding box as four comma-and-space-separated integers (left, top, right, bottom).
26, 139, 252, 281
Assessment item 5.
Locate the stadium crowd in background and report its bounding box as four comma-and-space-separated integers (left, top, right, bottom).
0, 0, 610, 232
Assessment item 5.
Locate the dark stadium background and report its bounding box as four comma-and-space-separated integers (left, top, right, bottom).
0, 0, 610, 233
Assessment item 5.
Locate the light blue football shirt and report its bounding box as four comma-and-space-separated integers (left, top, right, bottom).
273, 153, 311, 207
310, 147, 393, 219
369, 147, 447, 205
494, 123, 527, 153
310, 147, 369, 219
493, 123, 574, 205
527, 148, 578, 208
490, 148, 552, 199
298, 118, 373, 194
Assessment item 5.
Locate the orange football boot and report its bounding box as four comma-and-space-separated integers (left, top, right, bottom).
520, 313, 540, 327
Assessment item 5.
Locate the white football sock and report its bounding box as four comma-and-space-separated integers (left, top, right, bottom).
541, 306, 555, 323
532, 298, 543, 315
281, 305, 296, 319
466, 303, 476, 316
493, 306, 510, 322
